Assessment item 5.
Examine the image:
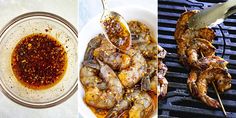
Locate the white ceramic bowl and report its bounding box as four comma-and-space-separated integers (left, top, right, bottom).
78, 7, 157, 117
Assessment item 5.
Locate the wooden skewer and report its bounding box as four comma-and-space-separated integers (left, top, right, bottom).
199, 52, 227, 116
212, 82, 227, 117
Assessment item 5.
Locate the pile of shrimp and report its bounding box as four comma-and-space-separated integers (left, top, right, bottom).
80, 21, 167, 118
174, 10, 232, 108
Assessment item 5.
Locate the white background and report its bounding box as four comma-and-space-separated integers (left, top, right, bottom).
0, 0, 78, 118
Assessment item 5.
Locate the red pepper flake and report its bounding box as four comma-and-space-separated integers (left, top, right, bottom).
11, 33, 67, 90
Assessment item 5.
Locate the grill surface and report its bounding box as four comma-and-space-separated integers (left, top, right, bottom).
158, 0, 236, 118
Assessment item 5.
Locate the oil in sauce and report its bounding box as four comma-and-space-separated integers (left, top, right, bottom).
102, 15, 131, 50
11, 33, 67, 90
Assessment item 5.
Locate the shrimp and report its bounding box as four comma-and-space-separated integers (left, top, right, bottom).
158, 61, 168, 97
80, 60, 124, 109
106, 89, 154, 118
187, 56, 229, 96
128, 21, 154, 44
141, 59, 168, 96
174, 10, 215, 67
118, 50, 147, 88
84, 34, 102, 61
186, 38, 216, 67
158, 45, 167, 59
197, 67, 231, 108
134, 42, 158, 59
93, 34, 131, 70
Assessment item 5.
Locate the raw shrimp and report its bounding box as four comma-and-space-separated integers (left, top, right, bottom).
106, 89, 154, 118
80, 60, 124, 109
134, 42, 158, 59
158, 45, 167, 59
118, 50, 147, 88
128, 21, 154, 44
141, 58, 168, 96
93, 35, 131, 70
84, 34, 102, 61
197, 67, 231, 108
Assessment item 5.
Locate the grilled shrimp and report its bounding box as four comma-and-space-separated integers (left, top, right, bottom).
196, 56, 228, 69
93, 34, 131, 70
106, 89, 154, 118
187, 56, 229, 96
118, 50, 147, 88
174, 10, 215, 67
80, 60, 124, 109
186, 38, 216, 67
197, 67, 231, 108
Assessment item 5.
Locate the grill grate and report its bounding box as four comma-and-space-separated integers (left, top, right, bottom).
158, 0, 236, 118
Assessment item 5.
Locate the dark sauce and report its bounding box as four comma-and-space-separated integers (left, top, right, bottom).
11, 33, 67, 90
102, 15, 131, 50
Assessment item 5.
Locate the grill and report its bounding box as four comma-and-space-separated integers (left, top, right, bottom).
158, 0, 236, 117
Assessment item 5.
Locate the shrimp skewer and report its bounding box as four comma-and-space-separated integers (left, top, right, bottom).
197, 67, 231, 108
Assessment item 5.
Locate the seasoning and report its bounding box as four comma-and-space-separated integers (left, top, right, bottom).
11, 33, 67, 90
102, 15, 131, 50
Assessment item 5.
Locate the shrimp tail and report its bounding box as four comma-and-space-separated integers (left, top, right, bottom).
200, 94, 220, 108
187, 70, 198, 96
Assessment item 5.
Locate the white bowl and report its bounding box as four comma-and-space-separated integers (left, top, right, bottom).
78, 7, 157, 118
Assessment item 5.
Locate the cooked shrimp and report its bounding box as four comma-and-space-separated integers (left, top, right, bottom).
174, 10, 215, 67
196, 56, 228, 69
93, 35, 131, 70
188, 56, 229, 97
118, 50, 147, 88
80, 60, 124, 109
186, 38, 216, 67
197, 67, 231, 108
187, 69, 199, 96
106, 89, 154, 118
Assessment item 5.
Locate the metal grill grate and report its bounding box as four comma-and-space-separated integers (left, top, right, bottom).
158, 0, 236, 117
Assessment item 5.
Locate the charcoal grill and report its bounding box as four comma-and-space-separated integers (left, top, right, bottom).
158, 0, 236, 117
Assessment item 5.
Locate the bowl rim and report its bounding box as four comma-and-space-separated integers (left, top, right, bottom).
0, 12, 78, 109
78, 6, 157, 117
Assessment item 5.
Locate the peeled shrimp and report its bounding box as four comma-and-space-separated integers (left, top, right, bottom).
80, 60, 124, 109
118, 50, 147, 88
186, 38, 216, 67
197, 67, 231, 108
106, 89, 154, 118
188, 56, 229, 96
174, 10, 215, 67
93, 35, 131, 70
